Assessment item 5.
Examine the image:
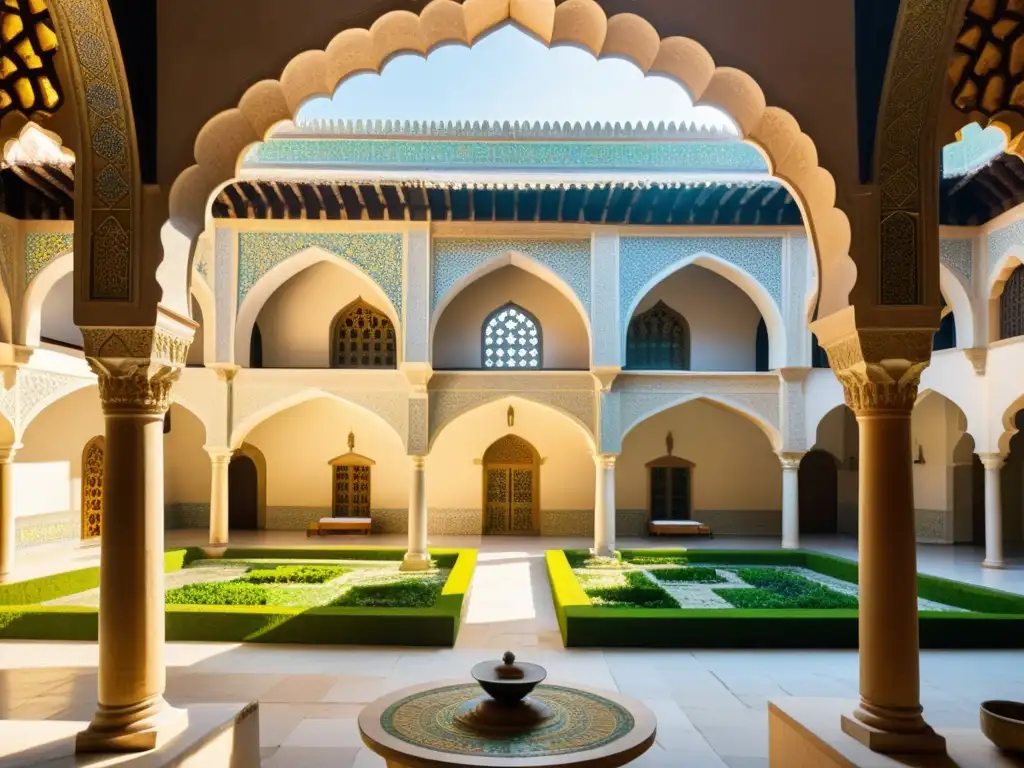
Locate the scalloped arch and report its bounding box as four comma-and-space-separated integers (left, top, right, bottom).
167, 0, 854, 319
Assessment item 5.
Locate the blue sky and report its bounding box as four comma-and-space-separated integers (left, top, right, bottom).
298, 25, 735, 132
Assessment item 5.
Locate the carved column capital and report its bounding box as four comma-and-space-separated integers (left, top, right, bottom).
410, 455, 427, 471
819, 327, 934, 416
0, 444, 20, 463
978, 453, 1005, 471
777, 452, 804, 471
594, 453, 617, 470
82, 321, 193, 417
205, 447, 233, 465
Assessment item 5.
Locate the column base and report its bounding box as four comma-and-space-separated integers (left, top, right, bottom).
781, 540, 799, 550
77, 698, 188, 754
840, 712, 946, 755
982, 559, 1005, 570
591, 547, 617, 559
400, 553, 431, 572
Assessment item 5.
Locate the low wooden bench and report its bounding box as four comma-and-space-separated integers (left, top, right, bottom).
307, 517, 373, 537
649, 519, 713, 538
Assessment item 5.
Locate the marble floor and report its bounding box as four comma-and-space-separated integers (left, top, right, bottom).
0, 533, 1022, 767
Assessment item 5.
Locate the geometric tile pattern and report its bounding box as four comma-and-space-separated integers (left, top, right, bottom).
24, 231, 73, 286
432, 238, 591, 314
619, 236, 783, 320
939, 237, 973, 283
986, 217, 1024, 281
237, 232, 404, 314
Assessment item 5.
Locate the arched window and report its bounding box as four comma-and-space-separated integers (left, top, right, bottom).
755, 317, 769, 372
330, 299, 396, 369
1000, 265, 1024, 341
250, 323, 263, 369
626, 301, 690, 370
933, 297, 957, 351
482, 303, 542, 369
811, 333, 829, 369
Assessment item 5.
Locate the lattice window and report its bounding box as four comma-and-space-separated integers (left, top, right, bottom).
626, 301, 689, 370
332, 464, 371, 517
482, 303, 541, 369
81, 436, 104, 540
1001, 265, 1024, 340
330, 299, 396, 369
0, 1, 62, 120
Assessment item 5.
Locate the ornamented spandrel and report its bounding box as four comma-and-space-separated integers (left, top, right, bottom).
81, 435, 103, 539
46, 0, 140, 302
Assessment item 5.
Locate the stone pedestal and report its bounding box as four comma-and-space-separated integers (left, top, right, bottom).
779, 453, 803, 550
979, 453, 1005, 569
593, 454, 617, 557
402, 456, 429, 572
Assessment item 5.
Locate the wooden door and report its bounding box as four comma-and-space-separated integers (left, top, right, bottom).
229, 455, 259, 530
647, 457, 693, 522
482, 436, 539, 535
798, 450, 839, 534
81, 436, 104, 540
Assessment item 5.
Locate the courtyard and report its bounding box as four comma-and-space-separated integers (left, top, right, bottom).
0, 533, 1022, 767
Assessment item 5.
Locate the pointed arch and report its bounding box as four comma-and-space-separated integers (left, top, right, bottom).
625, 300, 690, 370
330, 297, 398, 369
482, 302, 543, 370
938, 262, 973, 349
20, 249, 72, 347
190, 272, 216, 366
234, 246, 401, 365
623, 252, 786, 369
431, 250, 591, 350
621, 393, 782, 452
166, 0, 855, 322
230, 388, 406, 451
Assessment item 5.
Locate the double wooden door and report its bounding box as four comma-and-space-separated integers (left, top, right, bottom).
484, 465, 538, 535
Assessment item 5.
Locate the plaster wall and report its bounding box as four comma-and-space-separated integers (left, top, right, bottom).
255, 260, 389, 368
39, 272, 80, 348
632, 266, 762, 371
617, 399, 782, 534
188, 297, 205, 367
432, 266, 589, 370
164, 403, 211, 504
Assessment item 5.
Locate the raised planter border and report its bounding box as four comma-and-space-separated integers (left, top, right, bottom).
0, 546, 477, 647
547, 548, 1024, 649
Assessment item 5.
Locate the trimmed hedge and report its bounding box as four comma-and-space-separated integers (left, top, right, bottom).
332, 579, 442, 608
715, 569, 858, 609
241, 565, 348, 584
0, 547, 477, 647
166, 581, 270, 606
648, 566, 724, 583
584, 570, 680, 609
551, 548, 1024, 649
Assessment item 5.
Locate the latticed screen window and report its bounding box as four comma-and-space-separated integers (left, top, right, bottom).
482, 303, 542, 369
333, 464, 371, 517
1001, 266, 1024, 341
626, 301, 689, 370
331, 300, 396, 368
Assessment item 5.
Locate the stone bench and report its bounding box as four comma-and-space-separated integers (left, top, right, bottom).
648, 519, 713, 538
307, 517, 373, 537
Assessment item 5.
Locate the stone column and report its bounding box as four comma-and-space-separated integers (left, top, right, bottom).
593, 454, 617, 557
979, 453, 1005, 569
0, 446, 18, 581
778, 453, 803, 550
207, 448, 232, 547
76, 327, 191, 754
402, 456, 429, 572
824, 335, 945, 755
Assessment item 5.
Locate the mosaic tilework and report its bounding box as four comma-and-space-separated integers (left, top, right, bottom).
248, 138, 769, 173
24, 232, 73, 286
15, 511, 78, 549
939, 238, 973, 283
432, 238, 591, 315
616, 509, 647, 538
164, 503, 210, 530
540, 509, 594, 537
618, 237, 783, 321
915, 508, 953, 543
266, 506, 329, 530
692, 510, 781, 536
428, 508, 482, 535
987, 217, 1024, 279
237, 232, 404, 314
370, 509, 408, 534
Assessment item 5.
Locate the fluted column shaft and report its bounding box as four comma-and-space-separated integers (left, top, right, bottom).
207, 449, 232, 546
0, 447, 18, 580
402, 456, 429, 571
594, 454, 617, 557
979, 453, 1005, 569
778, 453, 803, 550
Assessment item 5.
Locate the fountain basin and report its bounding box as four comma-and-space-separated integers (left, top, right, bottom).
981, 700, 1024, 752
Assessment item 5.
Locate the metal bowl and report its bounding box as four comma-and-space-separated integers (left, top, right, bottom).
981, 700, 1024, 752
470, 655, 547, 706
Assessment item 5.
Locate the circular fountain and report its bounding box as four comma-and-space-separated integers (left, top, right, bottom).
455, 651, 554, 731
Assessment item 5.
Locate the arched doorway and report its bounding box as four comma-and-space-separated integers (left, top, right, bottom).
799, 450, 839, 534
81, 436, 104, 540
482, 435, 540, 535
229, 454, 259, 530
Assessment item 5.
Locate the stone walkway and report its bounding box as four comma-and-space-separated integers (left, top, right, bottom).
0, 536, 1022, 766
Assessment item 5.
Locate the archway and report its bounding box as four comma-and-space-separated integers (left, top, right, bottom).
164, 0, 855, 327
482, 435, 540, 536
229, 455, 259, 531
798, 450, 839, 535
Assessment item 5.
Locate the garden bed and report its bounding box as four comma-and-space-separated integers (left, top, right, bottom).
548, 549, 1024, 649
0, 547, 477, 647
